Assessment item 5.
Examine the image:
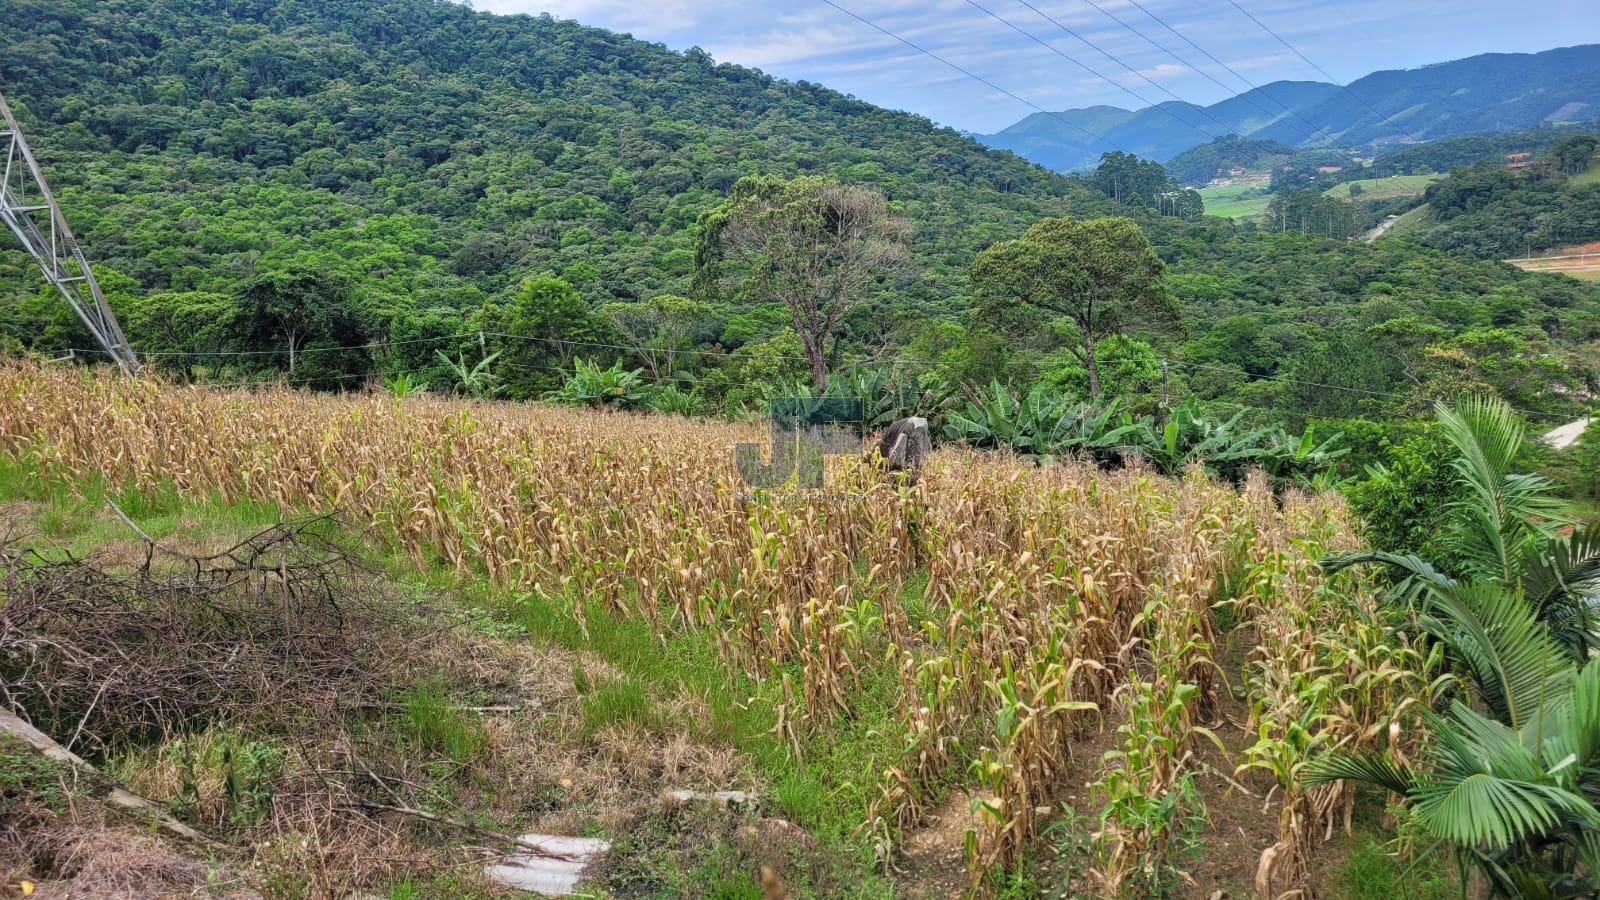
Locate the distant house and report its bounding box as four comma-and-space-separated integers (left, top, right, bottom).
1315, 165, 1343, 174
1505, 151, 1536, 171
1228, 166, 1246, 176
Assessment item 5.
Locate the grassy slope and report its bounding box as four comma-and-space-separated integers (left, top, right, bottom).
1379, 202, 1438, 241
1199, 182, 1274, 219
1324, 173, 1445, 199
1570, 157, 1600, 186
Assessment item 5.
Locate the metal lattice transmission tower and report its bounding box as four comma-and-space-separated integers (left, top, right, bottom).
0, 91, 137, 373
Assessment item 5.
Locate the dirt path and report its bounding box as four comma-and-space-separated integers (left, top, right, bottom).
1363, 215, 1400, 243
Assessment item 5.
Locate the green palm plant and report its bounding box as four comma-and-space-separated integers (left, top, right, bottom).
1328, 396, 1598, 660
1311, 395, 1600, 896
1304, 588, 1600, 897
1434, 396, 1573, 584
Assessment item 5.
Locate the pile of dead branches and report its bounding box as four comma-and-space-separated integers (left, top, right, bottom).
0, 514, 414, 753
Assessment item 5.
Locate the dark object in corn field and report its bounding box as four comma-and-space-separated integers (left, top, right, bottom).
874, 416, 930, 482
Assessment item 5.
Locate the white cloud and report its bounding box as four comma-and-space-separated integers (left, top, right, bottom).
1228, 52, 1296, 72
704, 24, 883, 68
1137, 62, 1187, 80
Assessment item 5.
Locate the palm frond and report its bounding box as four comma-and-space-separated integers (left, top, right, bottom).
1523, 522, 1600, 660
1411, 770, 1595, 851
1321, 549, 1457, 609
1540, 658, 1600, 791
1434, 396, 1572, 582
1301, 751, 1415, 795
1416, 580, 1574, 731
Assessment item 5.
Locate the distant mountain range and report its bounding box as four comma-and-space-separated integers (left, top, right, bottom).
977, 44, 1600, 171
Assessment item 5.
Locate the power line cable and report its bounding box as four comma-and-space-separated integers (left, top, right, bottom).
815, 0, 1131, 151
1221, 0, 1421, 144
1045, 0, 1325, 146
963, 0, 1234, 142
1119, 0, 1334, 145
1002, 0, 1259, 142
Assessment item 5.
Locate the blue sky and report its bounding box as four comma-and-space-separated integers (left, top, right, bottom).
471, 0, 1600, 133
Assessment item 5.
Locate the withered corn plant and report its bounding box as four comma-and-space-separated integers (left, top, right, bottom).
1230, 477, 1439, 897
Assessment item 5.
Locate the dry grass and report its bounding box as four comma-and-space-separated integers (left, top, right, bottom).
0, 364, 1429, 895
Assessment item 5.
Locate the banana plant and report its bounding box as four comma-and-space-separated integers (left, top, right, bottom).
435, 349, 500, 398
1259, 424, 1349, 485
545, 357, 650, 409
825, 365, 957, 430
942, 382, 1134, 458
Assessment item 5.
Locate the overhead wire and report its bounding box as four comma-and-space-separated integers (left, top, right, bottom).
1119, 0, 1335, 145
815, 0, 1132, 151
961, 0, 1235, 142
1221, 0, 1422, 144
1039, 0, 1325, 146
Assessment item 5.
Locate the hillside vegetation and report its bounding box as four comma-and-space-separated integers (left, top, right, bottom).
0, 0, 1109, 323
1164, 135, 1298, 186
1, 0, 1598, 435
1393, 135, 1600, 257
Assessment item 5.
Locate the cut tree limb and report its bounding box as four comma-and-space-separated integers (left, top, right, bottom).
0, 706, 218, 847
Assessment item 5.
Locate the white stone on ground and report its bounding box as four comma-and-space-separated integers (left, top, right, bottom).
484, 834, 609, 896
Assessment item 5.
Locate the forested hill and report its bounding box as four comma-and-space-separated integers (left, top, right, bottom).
0, 0, 1110, 318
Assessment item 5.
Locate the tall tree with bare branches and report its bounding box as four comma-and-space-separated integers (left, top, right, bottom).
696, 176, 910, 391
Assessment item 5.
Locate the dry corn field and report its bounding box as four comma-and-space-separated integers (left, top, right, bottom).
0, 364, 1435, 897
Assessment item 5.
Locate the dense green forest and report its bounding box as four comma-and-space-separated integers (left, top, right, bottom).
2, 0, 1598, 447
0, 0, 1113, 330
1362, 125, 1593, 178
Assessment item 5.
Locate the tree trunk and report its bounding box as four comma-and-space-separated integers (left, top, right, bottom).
808, 343, 828, 392
1084, 331, 1101, 399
